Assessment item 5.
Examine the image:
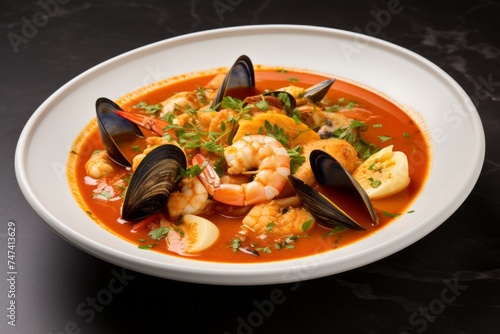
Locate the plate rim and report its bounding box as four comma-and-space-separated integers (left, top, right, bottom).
15, 24, 485, 285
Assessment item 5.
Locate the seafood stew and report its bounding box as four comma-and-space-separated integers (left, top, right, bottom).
67, 56, 430, 263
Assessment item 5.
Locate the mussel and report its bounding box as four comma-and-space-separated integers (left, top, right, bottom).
303, 78, 335, 104
289, 149, 378, 230
96, 97, 144, 167
289, 176, 365, 230
310, 150, 378, 224
121, 144, 187, 221
211, 55, 255, 109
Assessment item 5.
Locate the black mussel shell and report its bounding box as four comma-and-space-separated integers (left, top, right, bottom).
121, 144, 187, 221
211, 55, 255, 109
310, 150, 378, 224
303, 78, 335, 104
96, 97, 144, 167
288, 175, 365, 230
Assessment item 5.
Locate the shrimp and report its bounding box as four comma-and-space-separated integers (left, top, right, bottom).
194, 135, 291, 206
85, 150, 114, 179
159, 91, 202, 117
167, 176, 209, 218
241, 196, 315, 237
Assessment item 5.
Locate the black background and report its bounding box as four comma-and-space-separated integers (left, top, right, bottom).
1, 1, 499, 333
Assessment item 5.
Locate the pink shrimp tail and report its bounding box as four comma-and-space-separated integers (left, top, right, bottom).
192, 154, 246, 206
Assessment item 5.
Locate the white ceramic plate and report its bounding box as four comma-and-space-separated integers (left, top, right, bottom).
15, 25, 484, 285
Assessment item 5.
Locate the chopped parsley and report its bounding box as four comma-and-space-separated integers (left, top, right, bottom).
148, 227, 170, 240
302, 219, 313, 232
265, 222, 275, 233
138, 244, 157, 250
368, 177, 382, 188
134, 101, 163, 114
383, 211, 401, 218
255, 97, 269, 111
287, 145, 306, 174
332, 120, 380, 159
322, 226, 346, 237
377, 135, 392, 142
231, 238, 241, 252
262, 120, 289, 147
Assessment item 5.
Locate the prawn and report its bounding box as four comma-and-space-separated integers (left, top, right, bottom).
85, 150, 114, 179
194, 135, 290, 206
160, 91, 202, 117
167, 176, 209, 218
241, 196, 315, 237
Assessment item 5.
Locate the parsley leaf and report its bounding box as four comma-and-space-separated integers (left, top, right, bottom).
263, 120, 289, 147
322, 226, 346, 237
302, 219, 313, 232
377, 135, 392, 142
368, 177, 381, 188
134, 101, 163, 114
383, 211, 401, 217
265, 222, 275, 233
231, 238, 241, 252
148, 227, 170, 240
287, 145, 306, 174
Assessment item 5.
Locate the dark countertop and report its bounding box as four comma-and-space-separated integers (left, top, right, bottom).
1, 1, 499, 333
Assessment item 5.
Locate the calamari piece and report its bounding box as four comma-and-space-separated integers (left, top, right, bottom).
161, 214, 219, 254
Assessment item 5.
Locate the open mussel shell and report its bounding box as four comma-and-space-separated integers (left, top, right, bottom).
96, 97, 144, 167
121, 144, 187, 221
303, 78, 335, 104
310, 149, 378, 225
211, 55, 255, 109
288, 175, 365, 231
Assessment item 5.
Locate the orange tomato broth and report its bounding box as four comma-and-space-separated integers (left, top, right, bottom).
68, 68, 430, 263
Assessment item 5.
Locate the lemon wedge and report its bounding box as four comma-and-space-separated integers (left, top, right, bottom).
165, 214, 219, 254
352, 145, 410, 199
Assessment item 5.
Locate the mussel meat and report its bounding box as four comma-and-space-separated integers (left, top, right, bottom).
211, 55, 255, 109
96, 97, 144, 167
121, 144, 187, 221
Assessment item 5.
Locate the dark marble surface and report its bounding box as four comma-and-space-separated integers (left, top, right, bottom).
1, 1, 499, 333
